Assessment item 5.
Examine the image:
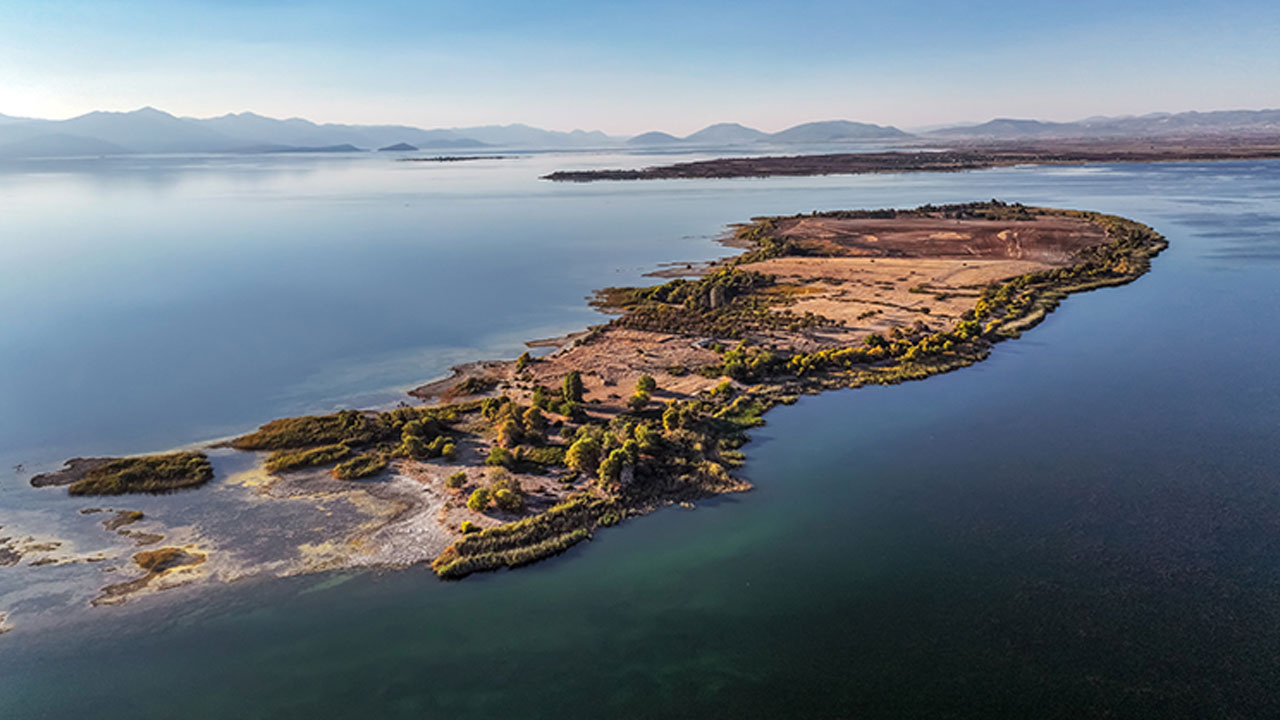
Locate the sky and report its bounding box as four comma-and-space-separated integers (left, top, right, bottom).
1, 0, 1278, 135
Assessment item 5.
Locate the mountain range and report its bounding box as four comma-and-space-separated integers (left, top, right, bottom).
0, 107, 613, 158
0, 107, 1276, 159
627, 120, 911, 146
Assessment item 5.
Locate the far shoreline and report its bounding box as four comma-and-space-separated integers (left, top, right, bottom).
541, 139, 1280, 182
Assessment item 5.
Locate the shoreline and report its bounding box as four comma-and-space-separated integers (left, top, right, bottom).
18, 201, 1166, 617
541, 141, 1280, 182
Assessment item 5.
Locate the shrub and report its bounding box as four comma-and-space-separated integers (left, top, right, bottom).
461, 520, 478, 534
445, 471, 467, 489
515, 351, 532, 371
486, 446, 515, 468
531, 385, 552, 410
627, 390, 650, 412
441, 442, 458, 461
522, 406, 546, 433
467, 487, 491, 511
496, 418, 522, 448
494, 488, 524, 513
636, 374, 657, 393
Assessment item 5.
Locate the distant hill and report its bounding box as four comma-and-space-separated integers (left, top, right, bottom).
769, 120, 911, 143
684, 122, 770, 145
447, 123, 612, 148
275, 144, 363, 153
627, 120, 912, 147
378, 142, 418, 152
928, 109, 1280, 140
627, 131, 684, 145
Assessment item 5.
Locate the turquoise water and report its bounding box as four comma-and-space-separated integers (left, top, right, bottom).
1, 154, 1279, 717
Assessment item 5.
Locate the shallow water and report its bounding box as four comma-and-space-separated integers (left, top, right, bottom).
1, 153, 1279, 717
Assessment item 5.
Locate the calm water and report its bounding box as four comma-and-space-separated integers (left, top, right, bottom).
1, 153, 1279, 717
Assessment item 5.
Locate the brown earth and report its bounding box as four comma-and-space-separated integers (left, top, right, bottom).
411, 212, 1105, 417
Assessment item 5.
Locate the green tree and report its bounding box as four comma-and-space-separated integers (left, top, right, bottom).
564, 436, 602, 474
597, 448, 628, 487
562, 371, 584, 403
515, 351, 532, 371
636, 374, 657, 393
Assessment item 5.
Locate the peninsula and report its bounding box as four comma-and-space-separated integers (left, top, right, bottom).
542, 141, 1280, 182
29, 201, 1166, 597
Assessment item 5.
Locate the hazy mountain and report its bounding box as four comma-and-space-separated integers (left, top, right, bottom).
627, 131, 684, 146
684, 122, 769, 145
191, 112, 483, 149
627, 120, 911, 146
928, 109, 1280, 139
0, 107, 605, 158
769, 120, 911, 143
378, 142, 418, 152
928, 118, 1078, 138
447, 123, 612, 148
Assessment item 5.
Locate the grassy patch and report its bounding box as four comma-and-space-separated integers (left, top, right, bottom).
264, 444, 351, 473
68, 452, 213, 496
229, 410, 394, 451
331, 454, 388, 480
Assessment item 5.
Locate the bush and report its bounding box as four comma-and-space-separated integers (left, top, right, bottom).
531, 385, 552, 410
461, 520, 478, 534
515, 351, 532, 371
467, 487, 491, 511
445, 471, 467, 489
627, 390, 650, 412
494, 488, 524, 513
496, 418, 522, 448
522, 406, 546, 433
486, 446, 515, 468
441, 442, 458, 461
636, 374, 657, 393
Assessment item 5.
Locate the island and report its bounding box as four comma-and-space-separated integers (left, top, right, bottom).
29, 201, 1166, 598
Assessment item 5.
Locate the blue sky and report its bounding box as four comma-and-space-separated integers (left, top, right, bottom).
1, 0, 1277, 133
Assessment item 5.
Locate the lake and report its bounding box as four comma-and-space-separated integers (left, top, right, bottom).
1, 152, 1278, 718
